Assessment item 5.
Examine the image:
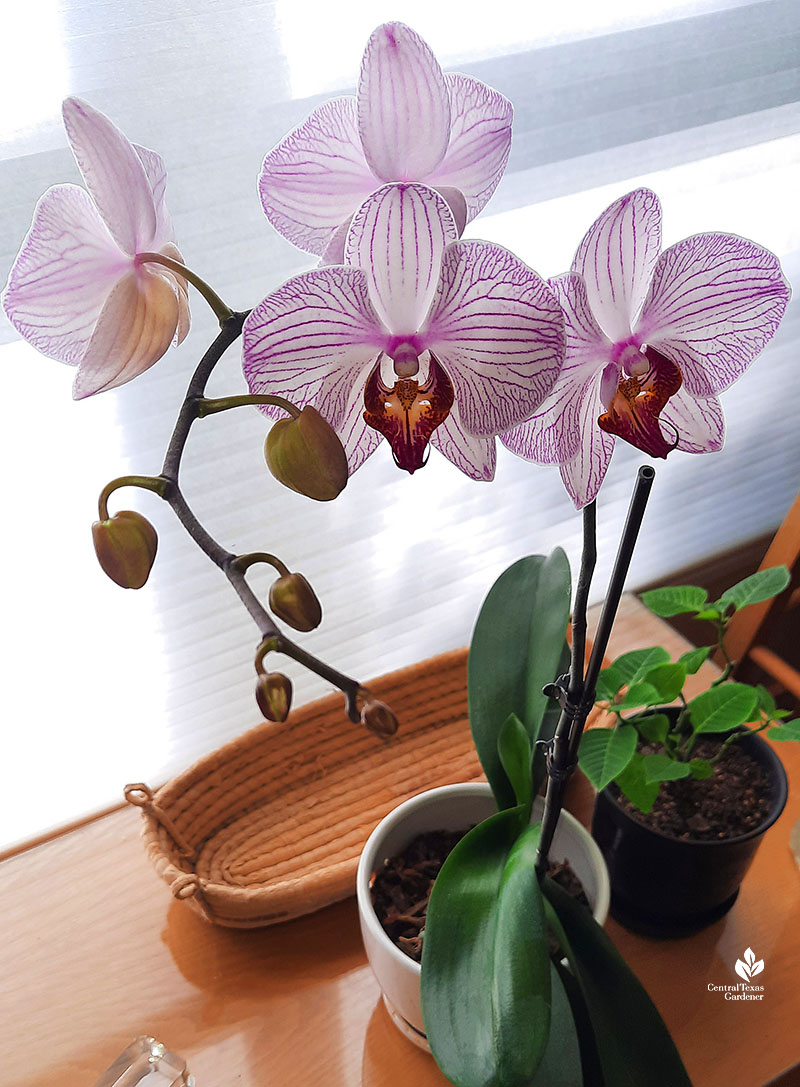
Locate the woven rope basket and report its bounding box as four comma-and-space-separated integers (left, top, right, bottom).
126, 647, 484, 927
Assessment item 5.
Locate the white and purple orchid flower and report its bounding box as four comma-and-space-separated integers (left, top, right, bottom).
502, 188, 791, 508
2, 97, 189, 399
243, 183, 565, 480
259, 22, 512, 262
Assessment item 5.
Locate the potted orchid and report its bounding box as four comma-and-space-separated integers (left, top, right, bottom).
4, 18, 791, 1087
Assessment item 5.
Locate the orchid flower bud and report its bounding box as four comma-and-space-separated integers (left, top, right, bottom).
91, 510, 158, 589
268, 572, 322, 632
361, 698, 399, 738
256, 672, 293, 722
265, 405, 348, 501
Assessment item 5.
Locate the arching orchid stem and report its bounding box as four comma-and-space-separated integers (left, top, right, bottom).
136, 251, 234, 325
234, 552, 291, 578
196, 393, 302, 418
98, 474, 168, 520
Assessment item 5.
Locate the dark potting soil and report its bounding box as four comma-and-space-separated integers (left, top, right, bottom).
370, 828, 590, 964
613, 739, 771, 841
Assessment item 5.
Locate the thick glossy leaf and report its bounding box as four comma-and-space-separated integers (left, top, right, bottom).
498, 713, 532, 814
643, 662, 686, 703
635, 712, 670, 744
767, 719, 800, 741
678, 646, 711, 675
469, 551, 572, 809
689, 758, 714, 779
530, 966, 584, 1087
615, 751, 660, 812
640, 585, 707, 617
642, 753, 692, 783
717, 565, 790, 612
422, 812, 551, 1087
611, 647, 671, 686
688, 683, 758, 734
543, 879, 692, 1087
615, 680, 661, 711
578, 726, 637, 791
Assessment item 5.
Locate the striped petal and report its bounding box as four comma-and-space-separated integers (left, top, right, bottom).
133, 143, 176, 250
62, 97, 157, 256
635, 232, 791, 397
429, 74, 513, 221
345, 183, 457, 336
2, 184, 127, 366
659, 387, 725, 453
573, 188, 662, 343
558, 370, 616, 509
358, 22, 451, 183
259, 97, 377, 257
425, 241, 565, 436
430, 400, 496, 481
72, 266, 179, 398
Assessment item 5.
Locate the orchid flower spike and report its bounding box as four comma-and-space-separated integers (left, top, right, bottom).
502, 188, 791, 508
259, 21, 512, 261
3, 97, 190, 399
243, 183, 564, 481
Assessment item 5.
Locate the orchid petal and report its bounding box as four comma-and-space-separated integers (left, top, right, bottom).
259, 97, 377, 257
345, 183, 457, 336
62, 97, 157, 256
333, 374, 383, 473
242, 266, 384, 429
434, 185, 468, 235
430, 400, 496, 481
659, 387, 725, 453
159, 242, 191, 346
133, 143, 175, 249
426, 241, 565, 436
428, 74, 512, 221
2, 183, 127, 366
573, 188, 662, 343
558, 369, 616, 509
636, 232, 791, 396
72, 267, 179, 398
358, 22, 451, 182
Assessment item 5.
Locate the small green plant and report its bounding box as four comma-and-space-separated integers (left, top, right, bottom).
579, 565, 799, 811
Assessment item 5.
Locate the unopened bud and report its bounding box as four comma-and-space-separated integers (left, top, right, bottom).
269, 572, 322, 632
92, 510, 158, 589
361, 698, 399, 739
265, 405, 348, 501
256, 672, 292, 722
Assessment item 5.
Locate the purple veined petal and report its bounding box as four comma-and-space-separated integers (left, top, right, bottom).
242, 265, 385, 427
433, 185, 468, 236
319, 217, 353, 267
72, 266, 179, 398
635, 232, 791, 397
2, 183, 128, 366
345, 183, 457, 336
62, 97, 158, 256
425, 240, 565, 436
134, 143, 175, 249
429, 399, 497, 481
330, 368, 383, 473
573, 188, 662, 343
357, 22, 451, 183
428, 74, 512, 221
658, 387, 725, 453
159, 242, 191, 346
558, 368, 617, 508
259, 97, 378, 257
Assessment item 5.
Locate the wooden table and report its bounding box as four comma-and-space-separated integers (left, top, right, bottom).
3, 597, 799, 1087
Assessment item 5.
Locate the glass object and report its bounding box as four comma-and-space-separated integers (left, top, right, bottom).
94, 1037, 194, 1087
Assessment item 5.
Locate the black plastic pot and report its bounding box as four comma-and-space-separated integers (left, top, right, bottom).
591, 723, 788, 937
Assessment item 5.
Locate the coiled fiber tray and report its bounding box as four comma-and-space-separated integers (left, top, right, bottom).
125, 647, 483, 927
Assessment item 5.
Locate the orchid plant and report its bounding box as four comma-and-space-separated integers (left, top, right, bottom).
3, 18, 791, 1087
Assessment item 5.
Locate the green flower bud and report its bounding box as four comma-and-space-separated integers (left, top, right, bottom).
361, 698, 399, 739
256, 672, 293, 722
268, 572, 322, 632
265, 406, 348, 501
91, 510, 158, 589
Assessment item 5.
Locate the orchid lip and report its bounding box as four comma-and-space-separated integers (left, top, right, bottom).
598, 345, 683, 458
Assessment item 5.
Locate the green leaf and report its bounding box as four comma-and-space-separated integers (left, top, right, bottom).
756, 684, 777, 716
616, 751, 660, 813
578, 726, 638, 791
642, 753, 692, 784
687, 683, 759, 734
422, 813, 551, 1087
615, 680, 662, 711
694, 608, 721, 621
468, 551, 572, 810
640, 585, 708, 617
543, 880, 692, 1087
636, 713, 670, 744
689, 759, 714, 779
717, 565, 790, 613
528, 966, 584, 1086
611, 647, 671, 687
643, 662, 687, 703
595, 664, 623, 703
678, 646, 711, 675
767, 719, 800, 742
498, 714, 532, 815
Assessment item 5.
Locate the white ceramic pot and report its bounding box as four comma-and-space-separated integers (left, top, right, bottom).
356, 782, 610, 1051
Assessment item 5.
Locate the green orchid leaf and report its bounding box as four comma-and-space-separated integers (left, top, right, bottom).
529, 965, 585, 1086
615, 751, 660, 812
767, 719, 800, 741
717, 565, 790, 613
422, 813, 551, 1087
595, 664, 623, 703
610, 647, 671, 687
544, 879, 692, 1087
578, 726, 637, 791
498, 714, 533, 815
678, 646, 712, 675
689, 758, 714, 779
468, 551, 572, 810
687, 684, 759, 734
643, 662, 687, 703
642, 753, 692, 784
640, 585, 708, 617
615, 680, 661, 711
635, 713, 670, 744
